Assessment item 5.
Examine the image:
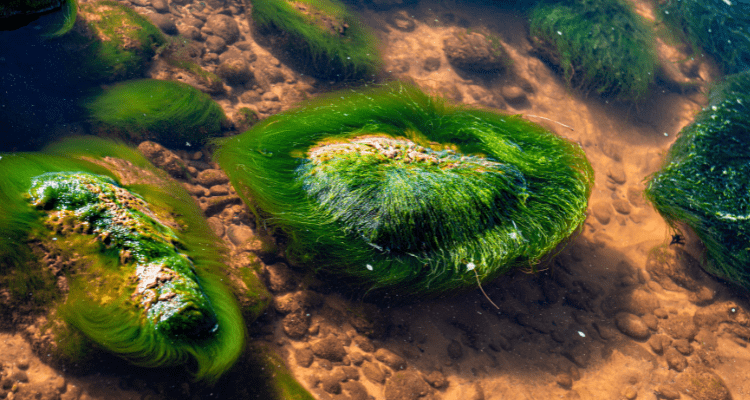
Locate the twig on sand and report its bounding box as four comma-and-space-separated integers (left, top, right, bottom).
467, 262, 500, 309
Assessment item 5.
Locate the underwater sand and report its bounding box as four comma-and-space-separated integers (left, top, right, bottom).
3, 0, 750, 399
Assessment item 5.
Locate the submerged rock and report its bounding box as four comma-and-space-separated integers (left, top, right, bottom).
0, 137, 247, 383
645, 72, 750, 291
214, 83, 593, 300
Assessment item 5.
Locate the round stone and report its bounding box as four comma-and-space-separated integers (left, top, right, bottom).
615, 312, 650, 340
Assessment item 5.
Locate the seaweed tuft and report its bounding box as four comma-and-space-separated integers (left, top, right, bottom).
530, 0, 657, 101
84, 79, 228, 148
252, 0, 381, 80
645, 72, 750, 290
660, 0, 750, 74
214, 83, 593, 301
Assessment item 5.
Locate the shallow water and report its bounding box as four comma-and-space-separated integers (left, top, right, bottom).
1, 0, 750, 399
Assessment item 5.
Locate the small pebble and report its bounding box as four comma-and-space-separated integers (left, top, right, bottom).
15, 359, 28, 371
656, 385, 681, 399
53, 377, 66, 393
295, 348, 314, 368
320, 375, 342, 394
615, 312, 650, 340
612, 199, 632, 215
672, 338, 693, 355
556, 373, 573, 389
9, 371, 27, 383
569, 366, 581, 381
423, 370, 448, 389
665, 347, 688, 372
362, 361, 386, 384
375, 348, 407, 370
349, 352, 365, 366
447, 340, 463, 360
648, 335, 672, 355
607, 163, 627, 184
642, 314, 659, 330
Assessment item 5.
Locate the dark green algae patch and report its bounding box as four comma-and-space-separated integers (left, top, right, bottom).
660, 0, 750, 74
645, 72, 750, 292
529, 0, 657, 102
214, 83, 594, 301
84, 79, 229, 148
0, 137, 246, 383
65, 0, 166, 82
251, 0, 381, 80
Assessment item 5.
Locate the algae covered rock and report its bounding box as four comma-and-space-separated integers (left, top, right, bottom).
214, 83, 593, 300
84, 79, 228, 148
0, 137, 245, 382
252, 0, 381, 80
530, 0, 657, 101
443, 29, 508, 73
645, 72, 750, 290
661, 0, 750, 74
68, 0, 165, 82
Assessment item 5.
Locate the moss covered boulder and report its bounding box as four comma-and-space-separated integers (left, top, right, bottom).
252, 0, 381, 80
214, 83, 594, 300
660, 0, 750, 74
0, 137, 247, 382
530, 0, 657, 101
66, 0, 165, 82
84, 79, 228, 148
645, 72, 750, 290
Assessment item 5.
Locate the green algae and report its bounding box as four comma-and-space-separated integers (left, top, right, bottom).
44, 0, 76, 37
0, 137, 246, 383
529, 0, 657, 101
645, 72, 750, 290
29, 172, 219, 338
0, 0, 76, 36
660, 0, 750, 74
84, 79, 228, 148
72, 0, 166, 82
252, 0, 381, 80
247, 344, 316, 400
214, 83, 594, 300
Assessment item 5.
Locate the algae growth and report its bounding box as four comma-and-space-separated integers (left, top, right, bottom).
0, 137, 246, 383
646, 72, 750, 291
215, 83, 593, 300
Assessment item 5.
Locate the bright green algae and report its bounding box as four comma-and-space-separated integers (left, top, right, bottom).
529, 0, 657, 101
84, 79, 228, 147
215, 83, 594, 299
660, 0, 750, 74
0, 137, 245, 383
252, 0, 381, 80
645, 72, 750, 290
29, 172, 218, 338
